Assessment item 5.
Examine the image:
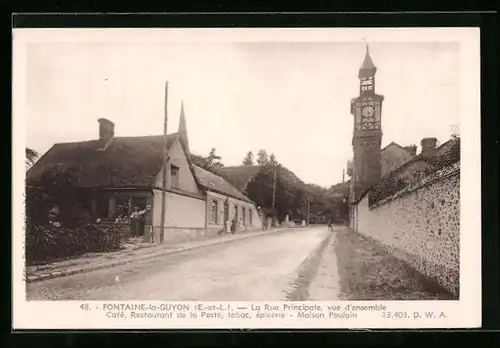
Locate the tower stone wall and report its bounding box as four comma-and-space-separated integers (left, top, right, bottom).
350, 45, 384, 201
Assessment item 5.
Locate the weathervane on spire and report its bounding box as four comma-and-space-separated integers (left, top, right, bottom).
362, 37, 370, 52
361, 36, 371, 53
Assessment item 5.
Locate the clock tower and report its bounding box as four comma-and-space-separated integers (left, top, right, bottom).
350, 45, 384, 200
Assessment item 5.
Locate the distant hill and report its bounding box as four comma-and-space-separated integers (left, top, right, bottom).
191, 154, 349, 200
327, 181, 351, 198
214, 164, 309, 193
212, 165, 260, 192
211, 162, 349, 224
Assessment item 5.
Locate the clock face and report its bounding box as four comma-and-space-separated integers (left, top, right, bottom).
362, 106, 374, 118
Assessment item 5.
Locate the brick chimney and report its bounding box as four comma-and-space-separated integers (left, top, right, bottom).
404, 145, 417, 156
420, 137, 437, 158
98, 118, 115, 146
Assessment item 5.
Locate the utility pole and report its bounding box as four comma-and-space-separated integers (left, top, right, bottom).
307, 196, 311, 226
342, 169, 345, 183
272, 165, 277, 209
160, 81, 169, 244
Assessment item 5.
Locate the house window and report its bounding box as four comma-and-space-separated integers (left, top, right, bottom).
211, 200, 218, 224
242, 207, 246, 226
234, 205, 239, 221
170, 165, 179, 188
249, 208, 253, 225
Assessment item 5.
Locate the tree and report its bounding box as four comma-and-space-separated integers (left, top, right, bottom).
269, 153, 279, 167
190, 154, 207, 168
26, 148, 39, 168
450, 123, 460, 140
293, 188, 307, 219
242, 151, 254, 166
207, 148, 223, 169
256, 149, 269, 167
191, 148, 224, 171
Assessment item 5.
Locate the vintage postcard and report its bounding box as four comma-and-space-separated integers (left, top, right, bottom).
12, 27, 481, 329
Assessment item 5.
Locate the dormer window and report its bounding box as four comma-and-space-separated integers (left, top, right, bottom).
170, 165, 179, 188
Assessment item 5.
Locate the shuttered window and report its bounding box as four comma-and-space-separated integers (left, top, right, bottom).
211, 200, 218, 224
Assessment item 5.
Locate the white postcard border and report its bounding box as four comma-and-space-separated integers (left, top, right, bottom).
12, 27, 481, 330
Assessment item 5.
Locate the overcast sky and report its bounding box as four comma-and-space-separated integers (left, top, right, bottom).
22, 30, 460, 188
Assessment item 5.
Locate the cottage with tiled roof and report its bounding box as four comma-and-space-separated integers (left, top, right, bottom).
381, 141, 417, 178
27, 105, 262, 244
378, 137, 460, 185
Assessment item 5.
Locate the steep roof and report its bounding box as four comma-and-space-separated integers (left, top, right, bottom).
354, 138, 460, 204
381, 141, 409, 153
382, 138, 460, 177
381, 141, 417, 176
193, 165, 254, 203
435, 138, 457, 157
358, 45, 377, 78
429, 138, 460, 169
361, 51, 376, 70
178, 101, 190, 155
27, 134, 178, 188
26, 129, 257, 206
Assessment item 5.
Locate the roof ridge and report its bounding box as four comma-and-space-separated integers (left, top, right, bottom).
27, 132, 179, 188
435, 138, 455, 150
193, 165, 254, 203
217, 164, 259, 169
53, 139, 98, 146
114, 133, 178, 139
382, 141, 415, 155
52, 132, 180, 146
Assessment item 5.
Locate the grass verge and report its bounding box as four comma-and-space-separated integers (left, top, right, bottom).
334, 228, 455, 300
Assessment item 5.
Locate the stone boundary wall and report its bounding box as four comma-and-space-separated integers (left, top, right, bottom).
356, 162, 460, 296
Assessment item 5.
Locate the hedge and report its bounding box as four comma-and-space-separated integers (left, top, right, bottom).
25, 223, 124, 265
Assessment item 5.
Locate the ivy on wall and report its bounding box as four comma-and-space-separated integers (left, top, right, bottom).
368, 138, 460, 207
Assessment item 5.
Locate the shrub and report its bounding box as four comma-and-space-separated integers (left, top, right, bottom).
369, 175, 407, 206
25, 223, 124, 265
25, 186, 53, 227
432, 138, 460, 170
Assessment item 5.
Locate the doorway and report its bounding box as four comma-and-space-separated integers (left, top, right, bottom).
223, 200, 229, 227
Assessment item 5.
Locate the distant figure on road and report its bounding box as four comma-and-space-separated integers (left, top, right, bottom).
327, 219, 334, 232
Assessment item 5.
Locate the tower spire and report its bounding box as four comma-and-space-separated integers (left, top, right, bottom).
358, 43, 377, 78
350, 43, 384, 204
178, 100, 190, 155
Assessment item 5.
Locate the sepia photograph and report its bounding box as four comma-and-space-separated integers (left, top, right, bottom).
13, 27, 481, 329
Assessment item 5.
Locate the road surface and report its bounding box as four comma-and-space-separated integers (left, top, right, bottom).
26, 227, 330, 301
